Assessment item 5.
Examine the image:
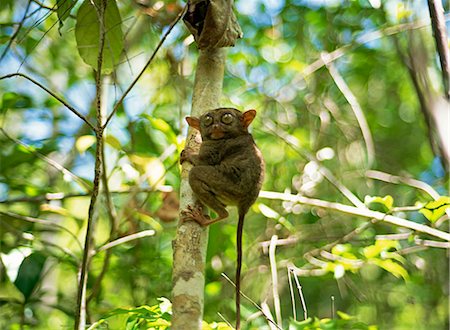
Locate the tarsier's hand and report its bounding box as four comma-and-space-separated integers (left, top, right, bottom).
180, 148, 195, 164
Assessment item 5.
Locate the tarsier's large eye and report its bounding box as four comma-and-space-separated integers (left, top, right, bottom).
221, 113, 233, 124
203, 115, 213, 126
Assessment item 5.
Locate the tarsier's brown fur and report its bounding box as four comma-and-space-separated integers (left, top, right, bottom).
181, 108, 264, 329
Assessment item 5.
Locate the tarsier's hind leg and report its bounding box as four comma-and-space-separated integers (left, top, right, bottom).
185, 165, 237, 226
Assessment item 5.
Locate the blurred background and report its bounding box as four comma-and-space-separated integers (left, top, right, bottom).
0, 0, 449, 329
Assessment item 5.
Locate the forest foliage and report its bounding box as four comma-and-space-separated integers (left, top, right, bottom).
0, 0, 449, 329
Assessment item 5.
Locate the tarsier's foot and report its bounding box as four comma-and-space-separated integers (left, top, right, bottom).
181, 204, 228, 226
181, 204, 211, 226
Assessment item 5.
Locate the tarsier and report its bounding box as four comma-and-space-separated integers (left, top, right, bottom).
180, 107, 265, 329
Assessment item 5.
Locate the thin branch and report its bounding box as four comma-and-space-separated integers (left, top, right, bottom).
103, 4, 187, 128
87, 77, 119, 305
427, 0, 450, 99
413, 237, 449, 248
366, 170, 440, 200
330, 296, 335, 319
290, 267, 308, 320
376, 233, 411, 240
377, 233, 450, 249
221, 273, 282, 330
75, 1, 108, 328
287, 267, 297, 321
268, 235, 282, 327
0, 128, 92, 192
0, 73, 95, 130
30, 0, 56, 11
324, 57, 375, 167
0, 186, 173, 204
304, 220, 375, 259
398, 246, 429, 255
289, 264, 328, 277
393, 27, 449, 170
216, 313, 234, 329
0, 0, 32, 62
259, 190, 450, 242
95, 230, 156, 253
261, 301, 278, 330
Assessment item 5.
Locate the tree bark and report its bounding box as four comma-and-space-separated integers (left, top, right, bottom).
171, 48, 226, 329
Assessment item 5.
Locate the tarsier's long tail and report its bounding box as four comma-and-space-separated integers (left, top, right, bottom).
236, 212, 245, 330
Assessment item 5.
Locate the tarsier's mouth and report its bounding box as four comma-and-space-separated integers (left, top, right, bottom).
210, 129, 225, 139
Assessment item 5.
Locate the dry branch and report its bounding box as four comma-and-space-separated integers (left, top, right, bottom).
259, 190, 450, 242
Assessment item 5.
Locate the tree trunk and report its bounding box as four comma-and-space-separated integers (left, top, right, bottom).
171, 48, 226, 329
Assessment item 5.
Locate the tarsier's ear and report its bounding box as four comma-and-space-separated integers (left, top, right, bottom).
241, 109, 257, 128
186, 116, 201, 130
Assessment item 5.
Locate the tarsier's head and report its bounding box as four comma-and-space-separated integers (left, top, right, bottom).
186, 108, 256, 140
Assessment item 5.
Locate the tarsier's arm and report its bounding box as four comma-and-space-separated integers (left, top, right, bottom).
180, 148, 200, 166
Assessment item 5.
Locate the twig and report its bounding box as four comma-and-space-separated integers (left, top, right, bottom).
287, 267, 296, 321
217, 312, 234, 329
30, 0, 56, 11
95, 230, 156, 253
260, 236, 299, 252
75, 1, 107, 328
330, 296, 335, 319
0, 186, 173, 204
87, 76, 119, 305
269, 235, 282, 327
319, 250, 364, 266
393, 28, 448, 170
427, 0, 450, 99
304, 220, 374, 259
261, 301, 278, 330
0, 0, 32, 62
103, 4, 187, 128
398, 246, 428, 255
258, 190, 450, 242
323, 57, 375, 167
0, 128, 92, 192
291, 268, 308, 320
377, 233, 450, 248
289, 265, 328, 277
414, 237, 450, 248
0, 73, 95, 130
365, 170, 440, 200
221, 273, 283, 330
376, 233, 411, 240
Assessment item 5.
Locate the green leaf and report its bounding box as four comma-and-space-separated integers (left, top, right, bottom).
363, 240, 399, 259
419, 196, 450, 223
1, 92, 32, 110
145, 116, 178, 145
336, 311, 353, 320
14, 252, 47, 301
76, 135, 96, 154
364, 195, 394, 212
75, 0, 124, 74
371, 259, 409, 280
57, 0, 77, 33
105, 134, 122, 150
